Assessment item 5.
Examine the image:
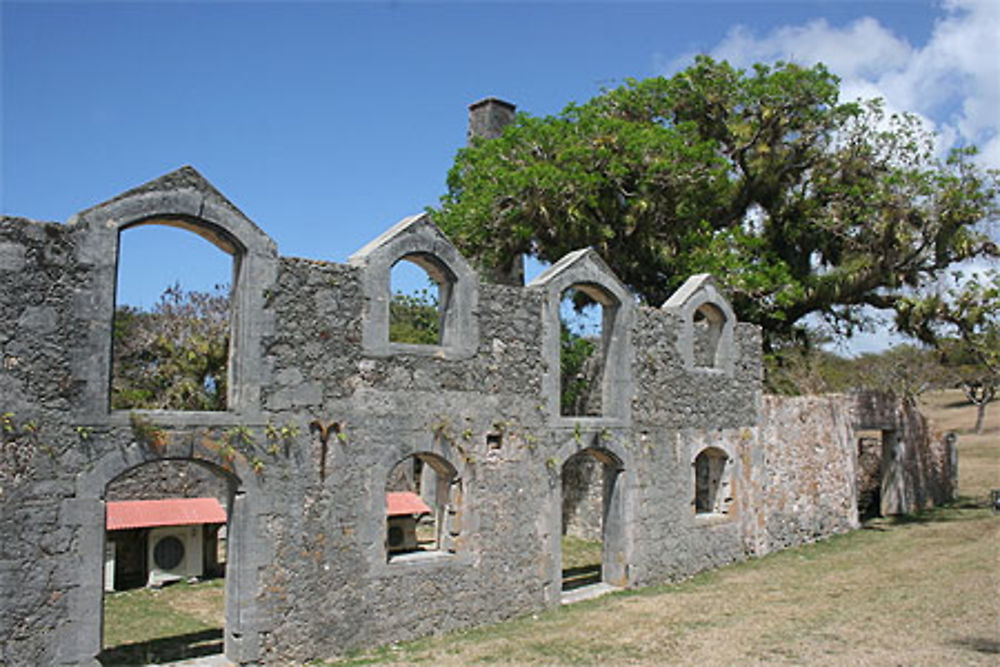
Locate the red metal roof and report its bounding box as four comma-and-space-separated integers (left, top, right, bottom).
386, 491, 432, 517
106, 497, 227, 531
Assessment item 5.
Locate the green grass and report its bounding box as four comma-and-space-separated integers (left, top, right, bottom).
101, 579, 224, 664
560, 535, 602, 571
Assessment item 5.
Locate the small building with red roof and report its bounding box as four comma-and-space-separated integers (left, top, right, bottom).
105, 497, 227, 591
385, 491, 432, 554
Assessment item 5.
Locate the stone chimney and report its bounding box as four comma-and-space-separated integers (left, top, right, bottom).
467, 97, 516, 143
466, 97, 524, 286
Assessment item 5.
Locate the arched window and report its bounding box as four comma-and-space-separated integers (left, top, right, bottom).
559, 284, 616, 417
113, 223, 234, 411
384, 452, 461, 561
68, 166, 278, 418
388, 254, 454, 346
692, 303, 726, 369
349, 213, 478, 359
661, 274, 736, 376
693, 447, 731, 515
529, 248, 634, 423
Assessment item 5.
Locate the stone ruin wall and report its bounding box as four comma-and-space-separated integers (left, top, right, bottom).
0, 169, 957, 665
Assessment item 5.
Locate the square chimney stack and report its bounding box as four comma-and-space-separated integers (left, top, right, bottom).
465, 97, 523, 286
467, 98, 516, 143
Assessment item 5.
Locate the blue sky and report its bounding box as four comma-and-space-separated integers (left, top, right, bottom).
3, 1, 997, 352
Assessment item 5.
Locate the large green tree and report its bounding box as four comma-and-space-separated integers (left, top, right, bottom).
436, 56, 999, 345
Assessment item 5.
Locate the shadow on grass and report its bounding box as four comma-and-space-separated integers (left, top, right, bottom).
562, 563, 601, 591
951, 636, 1000, 655
861, 500, 992, 531
99, 628, 223, 665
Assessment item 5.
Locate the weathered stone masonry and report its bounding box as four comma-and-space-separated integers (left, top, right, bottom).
1, 168, 956, 665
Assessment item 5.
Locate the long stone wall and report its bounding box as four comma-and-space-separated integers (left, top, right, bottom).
0, 168, 956, 665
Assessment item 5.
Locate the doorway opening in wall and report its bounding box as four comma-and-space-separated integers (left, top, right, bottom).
113, 223, 233, 411
389, 255, 448, 345
560, 448, 623, 600
560, 286, 611, 417
99, 460, 233, 664
856, 429, 885, 521
384, 453, 461, 562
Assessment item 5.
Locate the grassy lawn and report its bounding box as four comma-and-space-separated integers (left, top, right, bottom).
101, 578, 224, 664
100, 391, 998, 665
561, 535, 603, 591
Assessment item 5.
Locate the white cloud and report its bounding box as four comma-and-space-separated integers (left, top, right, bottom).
672, 0, 1000, 170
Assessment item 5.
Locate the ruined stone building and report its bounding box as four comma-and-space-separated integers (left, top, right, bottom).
0, 102, 957, 665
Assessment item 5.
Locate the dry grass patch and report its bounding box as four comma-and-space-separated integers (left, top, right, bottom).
920, 389, 998, 500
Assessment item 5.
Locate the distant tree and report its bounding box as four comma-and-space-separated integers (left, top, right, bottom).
764, 341, 947, 398
851, 345, 946, 399
898, 270, 1000, 432
763, 343, 854, 395
436, 56, 999, 348
112, 284, 230, 411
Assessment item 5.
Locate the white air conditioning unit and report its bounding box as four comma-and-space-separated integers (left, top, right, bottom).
147, 525, 203, 587
386, 515, 418, 553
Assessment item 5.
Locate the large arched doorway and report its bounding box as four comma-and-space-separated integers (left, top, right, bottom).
95, 457, 242, 664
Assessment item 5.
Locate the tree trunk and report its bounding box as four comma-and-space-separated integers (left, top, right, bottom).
963, 382, 995, 434
975, 400, 987, 434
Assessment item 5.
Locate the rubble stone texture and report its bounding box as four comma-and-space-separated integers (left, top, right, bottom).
0, 168, 956, 665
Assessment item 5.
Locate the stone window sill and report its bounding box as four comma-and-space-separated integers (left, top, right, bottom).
373, 549, 467, 577
693, 512, 732, 526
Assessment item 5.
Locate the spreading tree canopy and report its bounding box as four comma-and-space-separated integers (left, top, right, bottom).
435, 56, 999, 345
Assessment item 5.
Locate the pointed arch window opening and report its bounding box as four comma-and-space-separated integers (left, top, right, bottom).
692, 303, 726, 369
388, 254, 454, 347
559, 284, 618, 417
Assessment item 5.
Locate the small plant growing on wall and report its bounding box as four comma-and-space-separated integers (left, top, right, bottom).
129, 413, 168, 450
1, 411, 53, 461
265, 420, 300, 456
430, 416, 455, 442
